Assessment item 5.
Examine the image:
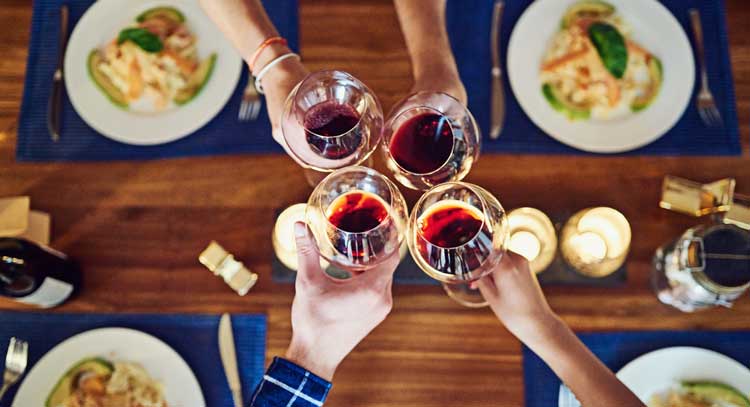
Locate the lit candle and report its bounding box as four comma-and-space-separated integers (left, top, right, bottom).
273, 204, 307, 270
560, 207, 631, 277
273, 204, 329, 271
507, 208, 557, 274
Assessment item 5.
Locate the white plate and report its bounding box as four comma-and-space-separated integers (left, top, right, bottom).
507, 0, 695, 153
559, 346, 750, 407
64, 0, 242, 145
617, 346, 750, 404
12, 328, 205, 407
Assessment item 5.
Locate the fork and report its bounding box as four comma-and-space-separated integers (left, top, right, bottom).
0, 338, 28, 401
689, 8, 723, 127
238, 71, 263, 122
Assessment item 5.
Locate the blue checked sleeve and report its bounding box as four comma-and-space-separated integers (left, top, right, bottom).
248, 357, 332, 406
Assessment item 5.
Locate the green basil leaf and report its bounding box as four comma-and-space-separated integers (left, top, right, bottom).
117, 28, 163, 53
588, 22, 628, 79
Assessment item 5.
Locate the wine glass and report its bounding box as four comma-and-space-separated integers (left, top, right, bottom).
306, 166, 408, 274
281, 70, 383, 186
407, 182, 508, 307
381, 92, 481, 191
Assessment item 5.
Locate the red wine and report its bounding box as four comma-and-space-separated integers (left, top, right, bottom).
304, 101, 362, 160
417, 200, 492, 276
701, 225, 750, 287
326, 191, 391, 264
327, 191, 389, 233
419, 201, 483, 248
390, 113, 454, 174
0, 238, 80, 308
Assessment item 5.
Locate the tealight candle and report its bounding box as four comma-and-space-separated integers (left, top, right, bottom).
272, 204, 329, 271
507, 208, 557, 274
273, 204, 307, 270
560, 207, 631, 277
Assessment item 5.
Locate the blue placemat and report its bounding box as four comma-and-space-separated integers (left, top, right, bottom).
446, 0, 741, 155
0, 312, 267, 407
523, 330, 750, 406
17, 0, 296, 161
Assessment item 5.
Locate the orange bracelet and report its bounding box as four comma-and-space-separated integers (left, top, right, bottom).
248, 36, 288, 73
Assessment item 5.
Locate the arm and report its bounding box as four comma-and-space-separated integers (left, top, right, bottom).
393, 0, 467, 104
198, 0, 307, 144
477, 252, 644, 407
249, 222, 399, 406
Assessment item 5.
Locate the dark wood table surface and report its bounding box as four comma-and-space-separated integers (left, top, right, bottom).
1, 1, 750, 405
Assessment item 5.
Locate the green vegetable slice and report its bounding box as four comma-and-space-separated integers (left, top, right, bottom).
117, 27, 163, 53
542, 83, 590, 120
682, 381, 750, 407
174, 53, 217, 105
88, 50, 128, 108
562, 0, 615, 29
588, 22, 628, 79
631, 56, 663, 112
136, 6, 185, 23
46, 357, 114, 407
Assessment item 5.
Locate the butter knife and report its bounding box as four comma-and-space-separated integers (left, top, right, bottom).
48, 5, 69, 142
219, 313, 244, 407
489, 0, 505, 140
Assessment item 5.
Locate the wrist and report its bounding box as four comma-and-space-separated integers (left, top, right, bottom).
506, 311, 566, 348
285, 337, 338, 381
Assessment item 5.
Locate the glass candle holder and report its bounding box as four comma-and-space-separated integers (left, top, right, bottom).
507, 207, 557, 274
272, 204, 332, 271
560, 207, 631, 277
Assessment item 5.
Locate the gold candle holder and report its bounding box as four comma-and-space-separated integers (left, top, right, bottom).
560, 207, 631, 278
507, 208, 557, 274
724, 193, 750, 231
660, 176, 735, 216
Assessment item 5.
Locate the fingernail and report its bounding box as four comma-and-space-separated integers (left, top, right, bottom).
294, 222, 307, 238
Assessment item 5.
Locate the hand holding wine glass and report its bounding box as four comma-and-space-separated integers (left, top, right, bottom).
286, 222, 399, 381
477, 252, 645, 407
475, 251, 557, 339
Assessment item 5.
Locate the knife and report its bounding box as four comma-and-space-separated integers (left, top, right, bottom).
219, 313, 244, 407
48, 5, 69, 142
489, 0, 505, 140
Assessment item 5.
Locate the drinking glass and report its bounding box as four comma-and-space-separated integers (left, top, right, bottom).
306, 166, 408, 274
281, 70, 383, 186
381, 92, 481, 191
407, 182, 508, 307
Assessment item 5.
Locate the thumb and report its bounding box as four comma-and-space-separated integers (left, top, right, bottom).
294, 222, 325, 283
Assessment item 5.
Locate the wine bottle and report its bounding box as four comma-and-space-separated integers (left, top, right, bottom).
0, 238, 81, 308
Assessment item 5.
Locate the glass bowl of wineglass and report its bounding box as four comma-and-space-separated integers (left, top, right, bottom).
306, 166, 409, 274
407, 182, 508, 307
381, 92, 481, 191
281, 70, 383, 185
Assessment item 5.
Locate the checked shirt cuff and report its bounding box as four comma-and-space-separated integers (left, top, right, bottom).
249, 357, 332, 406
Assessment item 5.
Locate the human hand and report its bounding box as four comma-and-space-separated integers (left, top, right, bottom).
476, 251, 558, 341
285, 222, 399, 381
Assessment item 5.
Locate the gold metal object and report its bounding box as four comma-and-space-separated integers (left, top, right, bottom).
660, 176, 735, 216
507, 207, 557, 274
199, 241, 258, 296
560, 207, 631, 278
724, 193, 750, 230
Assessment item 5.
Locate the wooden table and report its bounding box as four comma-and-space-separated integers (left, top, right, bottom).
1, 1, 749, 405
